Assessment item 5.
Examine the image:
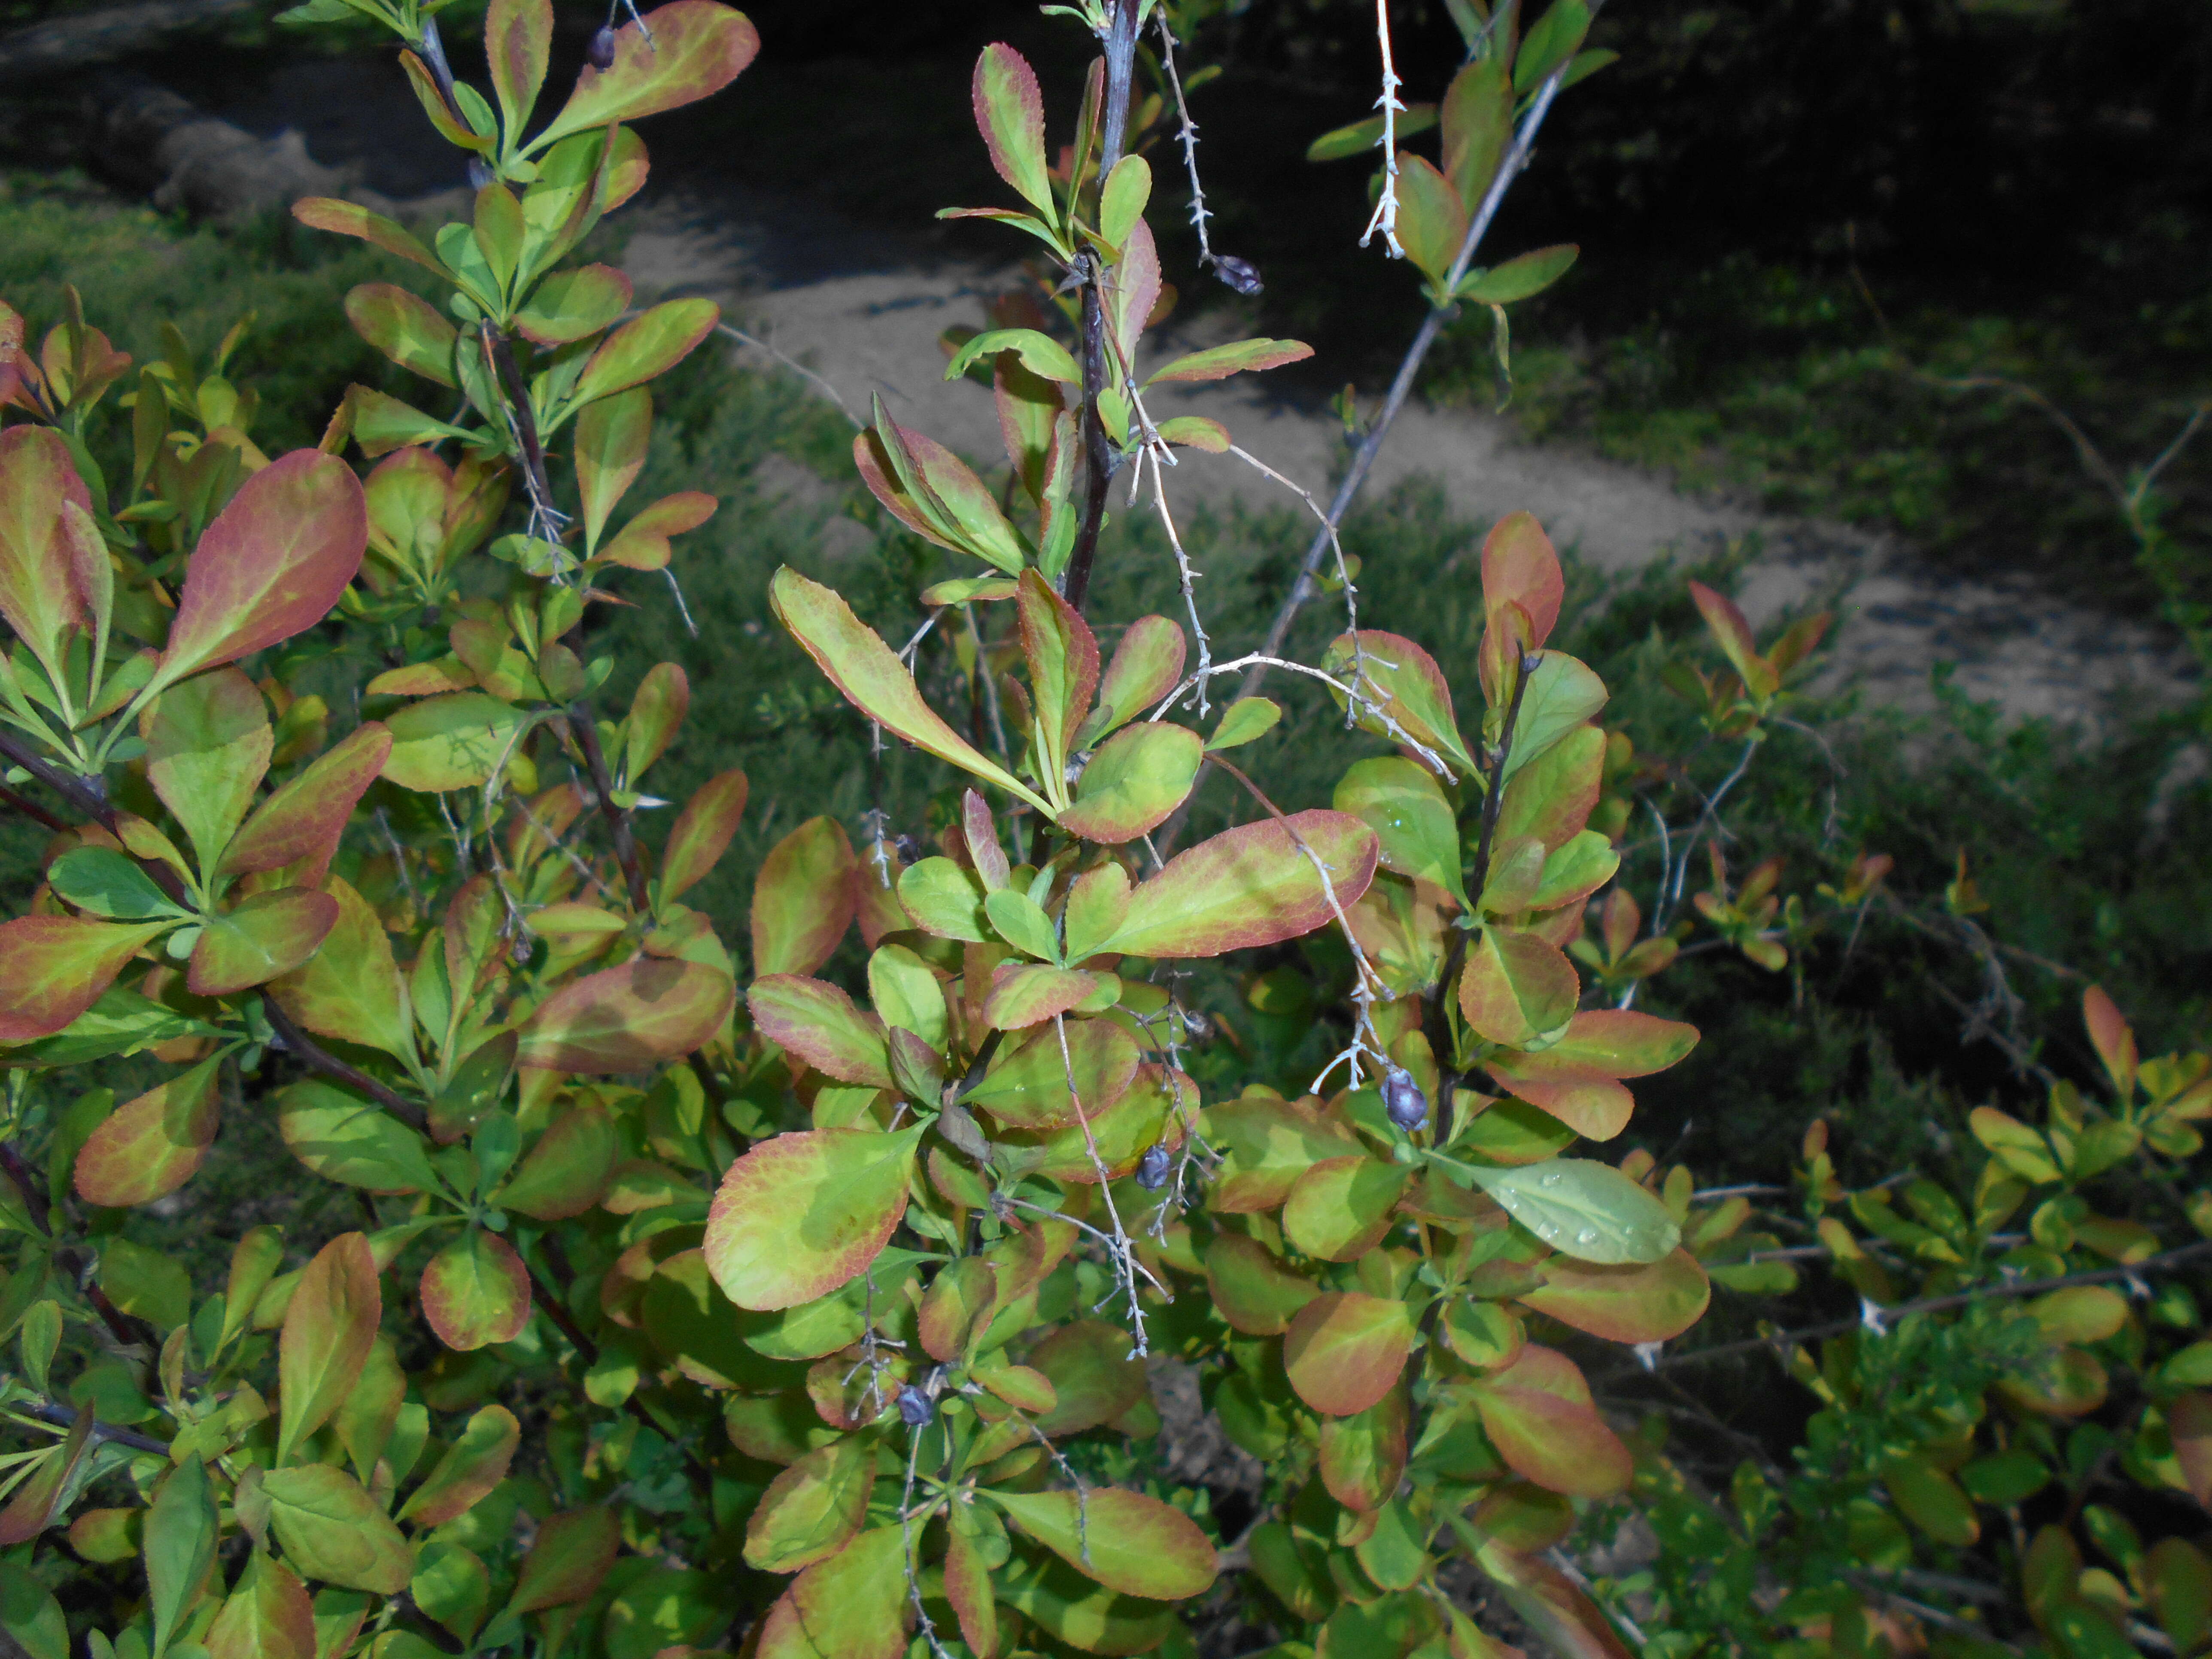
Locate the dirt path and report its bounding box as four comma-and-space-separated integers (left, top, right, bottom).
617, 185, 2194, 728
197, 53, 2198, 727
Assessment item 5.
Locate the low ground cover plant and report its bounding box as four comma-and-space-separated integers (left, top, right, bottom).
0, 2, 2206, 1656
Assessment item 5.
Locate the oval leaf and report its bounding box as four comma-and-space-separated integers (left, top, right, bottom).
704, 1127, 923, 1310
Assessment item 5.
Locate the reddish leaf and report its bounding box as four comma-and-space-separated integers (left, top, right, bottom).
748, 975, 893, 1088
1057, 722, 1204, 844
420, 1229, 532, 1351
1320, 1385, 1408, 1513
293, 198, 447, 278
1460, 927, 1580, 1047
0, 916, 174, 1042
516, 957, 735, 1072
343, 283, 457, 388
0, 425, 97, 684
1283, 1156, 1412, 1261
188, 889, 338, 997
1082, 614, 1187, 744
1205, 1094, 1364, 1213
1516, 1249, 1711, 1343
568, 298, 720, 407
988, 1489, 1218, 1601
2083, 984, 2138, 1097
753, 1524, 909, 1659
154, 451, 367, 693
1393, 152, 1469, 291
574, 386, 650, 550
1284, 1292, 1413, 1416
752, 815, 859, 977
222, 722, 392, 882
660, 767, 747, 902
1481, 511, 1565, 651
597, 489, 716, 570
1143, 337, 1315, 385
1687, 580, 1777, 701
0, 1408, 92, 1545
485, 0, 552, 153
533, 1, 760, 152
1466, 1344, 1631, 1498
1100, 811, 1379, 960
1320, 630, 1477, 775
1017, 569, 1100, 780
622, 660, 689, 781
2173, 1391, 2212, 1508
510, 1508, 621, 1613
981, 963, 1100, 1031
74, 1056, 222, 1207
396, 1403, 519, 1527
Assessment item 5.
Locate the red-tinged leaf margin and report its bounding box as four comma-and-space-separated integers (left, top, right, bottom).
1481, 510, 1565, 650
221, 723, 393, 881
292, 199, 449, 279
1687, 580, 1778, 701
0, 916, 177, 1043
1143, 337, 1316, 386
750, 815, 859, 978
1467, 1343, 1633, 1498
152, 451, 368, 696
972, 43, 1054, 217
276, 1233, 381, 1468
770, 567, 1055, 815
2083, 984, 2138, 1097
485, 0, 552, 149
420, 1229, 532, 1352
188, 889, 340, 997
703, 1127, 924, 1311
509, 1507, 622, 1613
73, 1056, 222, 1208
660, 767, 748, 902
396, 1404, 520, 1527
1283, 1291, 1413, 1417
531, 0, 760, 152
1099, 810, 1379, 960
747, 975, 893, 1088
1516, 1249, 1711, 1343
987, 1488, 1220, 1601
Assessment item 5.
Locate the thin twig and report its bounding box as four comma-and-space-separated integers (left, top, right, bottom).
1357, 0, 1407, 258
569, 704, 651, 913
715, 322, 863, 429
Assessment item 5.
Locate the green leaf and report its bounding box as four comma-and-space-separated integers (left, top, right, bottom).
1393, 153, 1469, 292
1098, 811, 1379, 959
344, 283, 458, 387
660, 767, 749, 902
1514, 0, 1592, 93
1205, 1094, 1364, 1212
73, 1057, 222, 1208
1442, 59, 1511, 212
1206, 697, 1280, 752
261, 1465, 412, 1594
515, 957, 734, 1072
493, 1104, 617, 1221
145, 1455, 219, 1659
419, 1229, 531, 1351
896, 857, 991, 943
148, 451, 367, 701
984, 887, 1061, 963
743, 1438, 875, 1573
1502, 650, 1608, 778
1283, 1291, 1413, 1416
46, 848, 188, 921
1518, 1249, 1710, 1343
6, 984, 217, 1066
344, 387, 477, 457
398, 1404, 519, 1527
703, 1127, 923, 1310
1144, 337, 1314, 386
508, 1508, 620, 1613
530, 0, 760, 152
144, 666, 271, 880
277, 1079, 441, 1193
1203, 1234, 1319, 1335
1283, 1156, 1412, 1261
277, 1233, 382, 1467
1027, 1319, 1145, 1435
868, 943, 948, 1049
1305, 102, 1438, 162
1321, 629, 1477, 775
1334, 756, 1468, 908
943, 328, 1079, 385
0, 1561, 68, 1659
1455, 1156, 1680, 1264
986, 1489, 1218, 1600
966, 1017, 1140, 1131
981, 963, 1100, 1031
771, 568, 1054, 814
566, 298, 720, 410
854, 405, 1031, 574
753, 1523, 908, 1659
1459, 926, 1579, 1045
1017, 568, 1100, 796
972, 43, 1054, 217
1458, 244, 1579, 304
515, 263, 633, 349
574, 386, 650, 552
1060, 722, 1204, 844
377, 691, 528, 794
292, 200, 449, 280
1099, 154, 1150, 249
1079, 614, 1186, 747
1883, 1455, 1979, 1547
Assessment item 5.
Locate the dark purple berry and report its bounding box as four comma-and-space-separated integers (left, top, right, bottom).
1135, 1143, 1173, 1190
891, 834, 924, 866
1211, 255, 1263, 296
1382, 1066, 1428, 1132
466, 157, 495, 191
896, 1386, 933, 1426
587, 25, 618, 69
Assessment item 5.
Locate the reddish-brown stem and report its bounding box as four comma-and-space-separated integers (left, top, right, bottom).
261, 996, 429, 1135
483, 327, 559, 531
569, 704, 651, 912
0, 729, 192, 907
0, 779, 66, 833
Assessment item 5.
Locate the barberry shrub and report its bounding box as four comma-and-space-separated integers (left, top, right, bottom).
17, 1, 2197, 1656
